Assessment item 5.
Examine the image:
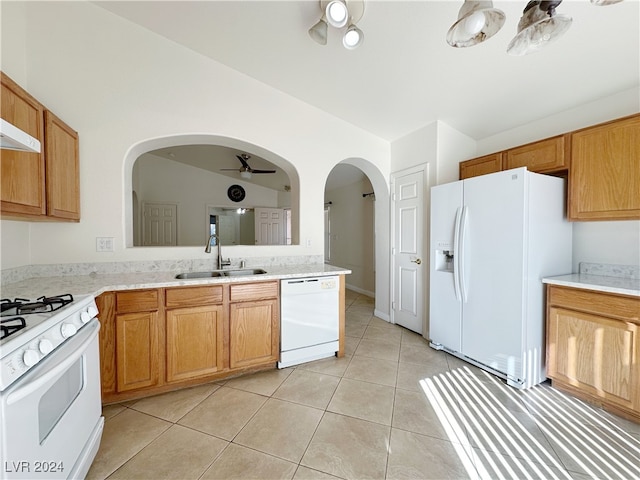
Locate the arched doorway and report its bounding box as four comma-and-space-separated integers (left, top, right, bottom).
324, 159, 390, 322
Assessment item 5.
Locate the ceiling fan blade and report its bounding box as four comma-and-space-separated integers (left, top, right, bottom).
220, 168, 241, 171
251, 169, 277, 174
236, 155, 251, 169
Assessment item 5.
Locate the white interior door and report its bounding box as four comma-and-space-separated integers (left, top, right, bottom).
392, 168, 426, 334
143, 203, 177, 246
255, 208, 285, 245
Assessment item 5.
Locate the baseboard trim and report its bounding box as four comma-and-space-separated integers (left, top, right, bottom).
345, 284, 375, 298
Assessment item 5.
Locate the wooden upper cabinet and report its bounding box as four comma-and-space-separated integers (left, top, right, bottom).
505, 135, 568, 173
44, 111, 80, 220
0, 72, 46, 217
0, 72, 80, 221
459, 153, 503, 180
569, 114, 640, 221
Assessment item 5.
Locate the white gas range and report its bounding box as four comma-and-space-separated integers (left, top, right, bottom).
0, 293, 104, 480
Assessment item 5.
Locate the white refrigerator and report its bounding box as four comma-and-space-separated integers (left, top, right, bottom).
429, 167, 572, 389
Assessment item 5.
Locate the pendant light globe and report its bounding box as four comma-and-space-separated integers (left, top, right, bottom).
507, 1, 572, 56
446, 0, 506, 48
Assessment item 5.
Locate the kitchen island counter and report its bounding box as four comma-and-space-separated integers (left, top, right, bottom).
1, 263, 351, 298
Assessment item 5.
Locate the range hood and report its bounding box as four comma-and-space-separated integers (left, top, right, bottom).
0, 118, 41, 153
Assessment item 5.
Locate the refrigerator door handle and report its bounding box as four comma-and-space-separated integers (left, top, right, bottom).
453, 206, 463, 302
459, 205, 469, 303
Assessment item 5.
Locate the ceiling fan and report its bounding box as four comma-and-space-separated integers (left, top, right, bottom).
220, 153, 276, 179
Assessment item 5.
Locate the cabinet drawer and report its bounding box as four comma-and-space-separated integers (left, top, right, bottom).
116, 289, 159, 313
230, 281, 278, 302
165, 285, 224, 308
505, 135, 567, 173
547, 286, 639, 323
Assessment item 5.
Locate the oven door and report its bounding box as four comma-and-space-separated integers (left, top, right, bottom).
1, 319, 103, 480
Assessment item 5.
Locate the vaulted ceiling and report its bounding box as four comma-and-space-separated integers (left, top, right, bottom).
96, 0, 639, 144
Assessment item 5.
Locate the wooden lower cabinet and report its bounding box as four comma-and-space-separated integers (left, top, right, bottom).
97, 281, 281, 403
230, 299, 279, 369
95, 292, 116, 397
166, 304, 225, 382
546, 285, 640, 422
116, 311, 160, 392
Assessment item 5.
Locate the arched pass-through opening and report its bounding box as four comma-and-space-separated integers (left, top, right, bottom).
123, 134, 300, 248
324, 158, 391, 322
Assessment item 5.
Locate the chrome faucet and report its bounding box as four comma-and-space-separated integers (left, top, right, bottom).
205, 233, 231, 269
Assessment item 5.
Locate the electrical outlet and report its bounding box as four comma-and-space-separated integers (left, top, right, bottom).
306, 238, 312, 247
96, 237, 114, 252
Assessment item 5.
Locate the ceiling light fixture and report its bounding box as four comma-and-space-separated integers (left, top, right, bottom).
448, 0, 622, 55
309, 0, 365, 50
446, 1, 506, 48
308, 16, 328, 45
343, 24, 364, 49
326, 0, 349, 28
507, 1, 572, 56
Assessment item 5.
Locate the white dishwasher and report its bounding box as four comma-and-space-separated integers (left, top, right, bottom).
278, 275, 340, 368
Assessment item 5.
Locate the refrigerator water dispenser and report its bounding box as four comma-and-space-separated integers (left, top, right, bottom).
434, 249, 454, 272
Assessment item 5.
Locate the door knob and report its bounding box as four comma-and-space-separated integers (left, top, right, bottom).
411, 258, 422, 265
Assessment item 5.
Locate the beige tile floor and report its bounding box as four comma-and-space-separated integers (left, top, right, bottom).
88, 290, 640, 480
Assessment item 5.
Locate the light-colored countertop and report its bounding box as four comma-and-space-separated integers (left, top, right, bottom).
1, 264, 351, 299
542, 273, 640, 297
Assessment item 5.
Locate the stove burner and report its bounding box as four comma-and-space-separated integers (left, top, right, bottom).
0, 298, 30, 314
0, 294, 75, 317
0, 317, 27, 340
19, 294, 74, 315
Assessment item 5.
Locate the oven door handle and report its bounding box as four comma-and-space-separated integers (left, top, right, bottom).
6, 319, 100, 405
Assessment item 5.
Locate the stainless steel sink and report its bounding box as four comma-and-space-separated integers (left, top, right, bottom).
222, 268, 267, 277
175, 271, 225, 279
175, 268, 267, 279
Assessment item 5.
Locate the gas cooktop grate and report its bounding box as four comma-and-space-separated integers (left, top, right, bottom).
0, 294, 75, 317
0, 317, 27, 340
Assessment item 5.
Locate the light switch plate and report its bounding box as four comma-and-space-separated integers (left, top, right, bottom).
96, 237, 114, 252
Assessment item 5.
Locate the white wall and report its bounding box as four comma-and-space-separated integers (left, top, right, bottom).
390, 120, 475, 186
325, 178, 375, 296
0, 1, 390, 269
135, 154, 279, 246
476, 88, 640, 272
